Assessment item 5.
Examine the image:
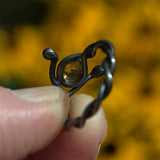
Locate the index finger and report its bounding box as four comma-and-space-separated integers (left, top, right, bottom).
33, 94, 107, 160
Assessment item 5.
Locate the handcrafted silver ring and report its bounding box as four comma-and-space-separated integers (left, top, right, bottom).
43, 40, 116, 130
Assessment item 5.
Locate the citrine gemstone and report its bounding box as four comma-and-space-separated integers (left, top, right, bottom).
62, 61, 82, 83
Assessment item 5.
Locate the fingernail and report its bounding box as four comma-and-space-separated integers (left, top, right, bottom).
98, 107, 107, 143
12, 86, 67, 102
94, 144, 101, 160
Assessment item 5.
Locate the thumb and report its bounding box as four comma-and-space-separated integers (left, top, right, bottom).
0, 86, 69, 160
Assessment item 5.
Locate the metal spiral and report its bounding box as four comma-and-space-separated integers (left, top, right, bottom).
43, 40, 116, 130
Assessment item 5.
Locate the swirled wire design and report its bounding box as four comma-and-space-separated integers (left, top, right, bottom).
43, 40, 116, 130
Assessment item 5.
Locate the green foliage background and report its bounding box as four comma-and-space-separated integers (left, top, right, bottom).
0, 0, 160, 159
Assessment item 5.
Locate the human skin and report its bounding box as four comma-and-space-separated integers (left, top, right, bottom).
0, 86, 107, 160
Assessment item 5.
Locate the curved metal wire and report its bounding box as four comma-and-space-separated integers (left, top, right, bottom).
43, 40, 116, 130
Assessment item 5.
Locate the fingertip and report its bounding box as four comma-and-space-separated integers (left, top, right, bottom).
0, 86, 70, 160
70, 94, 107, 144
69, 94, 107, 159
35, 94, 107, 160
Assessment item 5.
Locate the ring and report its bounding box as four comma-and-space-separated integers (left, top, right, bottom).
43, 40, 116, 130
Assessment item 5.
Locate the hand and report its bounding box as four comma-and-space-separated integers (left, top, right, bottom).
0, 86, 107, 160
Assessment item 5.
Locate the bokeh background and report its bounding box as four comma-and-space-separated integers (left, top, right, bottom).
0, 0, 160, 159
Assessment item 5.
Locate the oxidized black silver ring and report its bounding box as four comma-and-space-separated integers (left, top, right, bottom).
43, 40, 116, 130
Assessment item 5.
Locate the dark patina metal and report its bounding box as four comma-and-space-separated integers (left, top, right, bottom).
43, 40, 116, 130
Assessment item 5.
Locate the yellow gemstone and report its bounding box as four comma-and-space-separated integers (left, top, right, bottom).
62, 61, 82, 83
